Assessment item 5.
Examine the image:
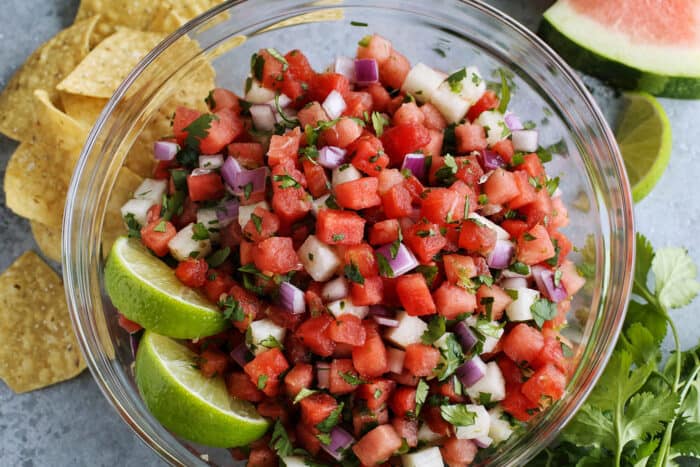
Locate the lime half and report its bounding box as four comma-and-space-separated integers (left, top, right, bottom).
104, 236, 228, 339
615, 92, 672, 202
135, 331, 269, 447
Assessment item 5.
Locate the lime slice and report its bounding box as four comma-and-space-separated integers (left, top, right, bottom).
104, 237, 229, 339
615, 92, 672, 202
135, 331, 269, 447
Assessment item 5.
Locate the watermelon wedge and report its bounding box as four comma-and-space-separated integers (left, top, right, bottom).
540, 0, 700, 98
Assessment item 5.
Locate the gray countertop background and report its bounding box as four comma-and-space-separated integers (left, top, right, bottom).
1, 1, 698, 465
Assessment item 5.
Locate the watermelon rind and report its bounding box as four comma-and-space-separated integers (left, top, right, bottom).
539, 2, 700, 99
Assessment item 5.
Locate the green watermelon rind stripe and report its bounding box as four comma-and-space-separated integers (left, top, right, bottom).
538, 18, 700, 99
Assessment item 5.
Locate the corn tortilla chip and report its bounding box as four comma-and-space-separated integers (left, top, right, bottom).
57, 28, 166, 99
149, 0, 225, 33
4, 143, 68, 227
0, 16, 98, 141
31, 221, 62, 263
75, 0, 160, 45
0, 252, 85, 393
60, 92, 108, 129
32, 89, 87, 176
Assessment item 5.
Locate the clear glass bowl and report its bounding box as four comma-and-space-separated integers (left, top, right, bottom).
63, 1, 635, 465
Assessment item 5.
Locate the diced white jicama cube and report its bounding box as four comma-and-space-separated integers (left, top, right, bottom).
433, 332, 455, 352
401, 63, 446, 103
297, 235, 341, 282
488, 407, 515, 443
475, 110, 509, 146
401, 446, 444, 467
238, 201, 270, 229
327, 298, 369, 319
322, 276, 349, 302
417, 423, 443, 443
199, 154, 224, 170
121, 199, 153, 227
512, 130, 539, 152
248, 318, 286, 355
430, 82, 471, 124
266, 93, 292, 109
505, 287, 539, 321
458, 67, 487, 105
311, 194, 331, 217
245, 78, 276, 103
467, 213, 510, 240
196, 208, 221, 242
167, 223, 212, 261
465, 316, 504, 354
332, 164, 362, 187
133, 178, 167, 204
280, 456, 306, 467
455, 404, 490, 440
464, 361, 506, 402
385, 311, 428, 348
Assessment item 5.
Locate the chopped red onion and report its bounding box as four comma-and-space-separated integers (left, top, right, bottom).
153, 141, 179, 161
321, 426, 355, 460
216, 199, 240, 226
375, 243, 419, 278
401, 153, 426, 180
487, 240, 514, 269
318, 146, 347, 169
199, 154, 224, 170
322, 90, 347, 120
250, 104, 276, 131
531, 265, 568, 303
504, 112, 524, 131
278, 281, 306, 314
369, 305, 393, 318
474, 436, 493, 448
316, 362, 330, 389
500, 277, 528, 290
222, 156, 269, 196
354, 58, 379, 85
373, 316, 399, 327
512, 130, 539, 152
334, 56, 356, 82
480, 149, 506, 171
453, 320, 477, 352
387, 347, 405, 374
230, 343, 248, 368
456, 356, 487, 387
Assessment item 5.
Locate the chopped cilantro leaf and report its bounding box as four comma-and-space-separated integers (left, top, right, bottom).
266, 48, 288, 70
219, 296, 245, 322
332, 233, 345, 242
316, 403, 344, 432
206, 247, 231, 268
191, 222, 210, 240
415, 379, 429, 416
376, 253, 394, 278
371, 111, 390, 137
350, 21, 368, 27
531, 298, 558, 328
422, 315, 446, 345
497, 69, 511, 114
273, 173, 301, 189
440, 404, 476, 427
339, 371, 366, 385
446, 68, 467, 93
257, 374, 268, 390
124, 213, 141, 239
250, 213, 263, 234
293, 388, 318, 404
344, 262, 365, 285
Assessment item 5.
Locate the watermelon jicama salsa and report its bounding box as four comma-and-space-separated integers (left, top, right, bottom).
106, 33, 587, 466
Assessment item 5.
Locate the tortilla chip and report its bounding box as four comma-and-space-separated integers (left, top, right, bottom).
102, 167, 144, 254
0, 16, 98, 141
57, 28, 166, 99
60, 92, 108, 128
32, 89, 87, 176
31, 222, 62, 263
148, 7, 188, 34
149, 0, 225, 33
75, 0, 161, 45
4, 143, 68, 227
0, 252, 85, 393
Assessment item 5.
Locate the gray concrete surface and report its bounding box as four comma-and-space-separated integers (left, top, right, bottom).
1, 1, 698, 465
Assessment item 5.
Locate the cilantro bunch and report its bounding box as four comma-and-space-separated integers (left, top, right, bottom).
530, 234, 700, 466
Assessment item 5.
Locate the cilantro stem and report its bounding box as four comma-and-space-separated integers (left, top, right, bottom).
654, 315, 683, 467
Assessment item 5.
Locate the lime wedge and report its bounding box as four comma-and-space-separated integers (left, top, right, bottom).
615, 92, 672, 202
104, 237, 229, 339
135, 331, 269, 447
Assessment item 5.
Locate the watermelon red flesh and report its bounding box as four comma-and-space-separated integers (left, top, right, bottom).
540, 0, 700, 98
568, 0, 699, 46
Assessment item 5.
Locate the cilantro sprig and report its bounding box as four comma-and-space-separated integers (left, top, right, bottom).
531, 234, 700, 467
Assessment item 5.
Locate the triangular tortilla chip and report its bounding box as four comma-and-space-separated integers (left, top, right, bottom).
31, 221, 62, 263
57, 28, 166, 99
0, 252, 85, 393
75, 0, 161, 45
0, 16, 98, 141
60, 92, 109, 129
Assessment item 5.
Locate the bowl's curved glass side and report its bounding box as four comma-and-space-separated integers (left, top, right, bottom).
63, 1, 635, 466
